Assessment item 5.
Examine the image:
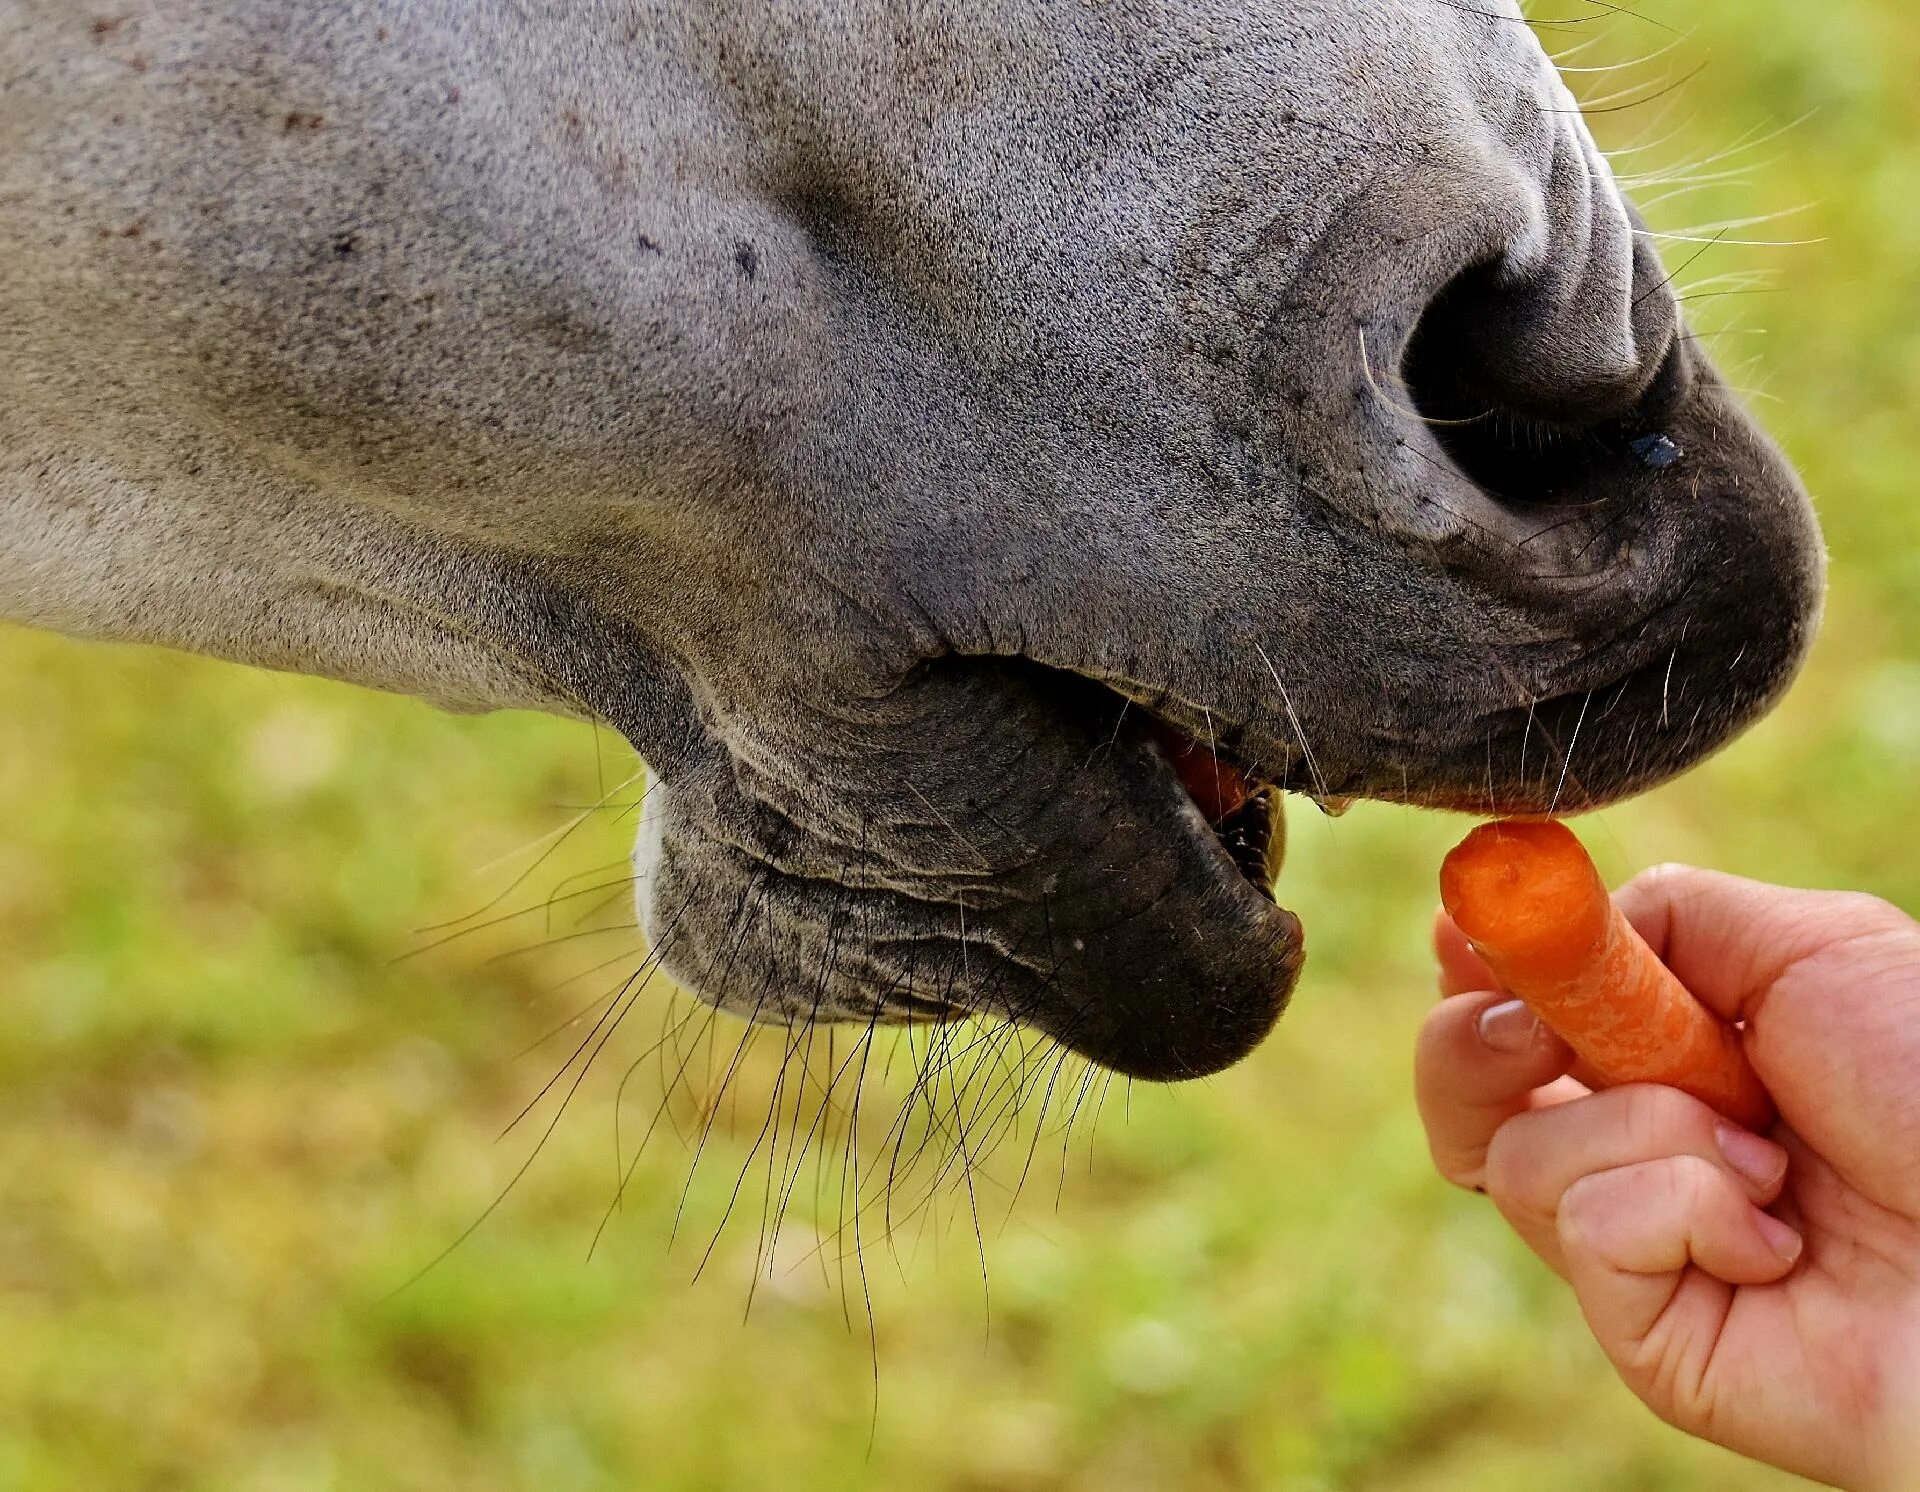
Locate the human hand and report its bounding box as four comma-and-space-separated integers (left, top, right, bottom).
1416, 866, 1920, 1491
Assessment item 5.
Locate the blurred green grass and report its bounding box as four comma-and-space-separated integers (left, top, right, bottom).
3, 3, 1918, 1488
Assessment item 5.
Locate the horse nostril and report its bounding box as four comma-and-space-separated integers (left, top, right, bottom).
1398, 250, 1690, 509
1400, 189, 1679, 419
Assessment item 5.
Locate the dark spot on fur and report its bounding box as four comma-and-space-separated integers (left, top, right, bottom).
446, 86, 462, 104
90, 15, 127, 40
734, 240, 759, 279
331, 230, 357, 258
284, 111, 325, 132
637, 234, 661, 254
128, 53, 147, 72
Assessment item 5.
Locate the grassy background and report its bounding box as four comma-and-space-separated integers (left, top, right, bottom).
3, 3, 1917, 1488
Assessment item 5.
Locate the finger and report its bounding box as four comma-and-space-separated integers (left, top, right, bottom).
1485, 1084, 1790, 1273
1558, 1158, 1802, 1423
1614, 865, 1913, 1023
1416, 990, 1577, 1190
1434, 910, 1496, 998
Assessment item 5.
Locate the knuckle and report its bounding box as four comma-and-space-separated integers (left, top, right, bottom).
1555, 1169, 1614, 1236
1832, 891, 1914, 937
1776, 891, 1913, 966
1615, 1083, 1712, 1155
1660, 1152, 1723, 1210
1630, 862, 1702, 905
1637, 861, 1697, 890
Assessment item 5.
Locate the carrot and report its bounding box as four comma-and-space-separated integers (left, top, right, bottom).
1440, 819, 1775, 1131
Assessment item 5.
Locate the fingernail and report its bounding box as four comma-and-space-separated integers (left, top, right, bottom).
1717, 1123, 1789, 1191
1477, 999, 1542, 1055
1755, 1209, 1804, 1266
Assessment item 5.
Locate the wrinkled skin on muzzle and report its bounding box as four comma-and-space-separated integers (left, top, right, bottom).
0, 0, 1824, 1079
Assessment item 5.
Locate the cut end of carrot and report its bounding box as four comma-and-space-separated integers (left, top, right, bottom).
1440, 820, 1610, 960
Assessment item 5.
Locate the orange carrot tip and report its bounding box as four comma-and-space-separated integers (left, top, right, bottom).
1441, 820, 1775, 1132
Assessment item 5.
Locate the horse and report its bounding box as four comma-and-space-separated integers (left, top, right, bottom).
0, 0, 1823, 1080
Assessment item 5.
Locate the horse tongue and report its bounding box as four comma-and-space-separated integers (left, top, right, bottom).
1145, 720, 1254, 823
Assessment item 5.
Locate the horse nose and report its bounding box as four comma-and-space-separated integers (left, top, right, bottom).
1399, 148, 1679, 431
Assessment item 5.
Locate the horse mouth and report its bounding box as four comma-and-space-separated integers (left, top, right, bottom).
1142, 717, 1294, 901
1215, 787, 1289, 896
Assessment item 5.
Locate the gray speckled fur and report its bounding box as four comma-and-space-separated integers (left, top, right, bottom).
1, 0, 1823, 1077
